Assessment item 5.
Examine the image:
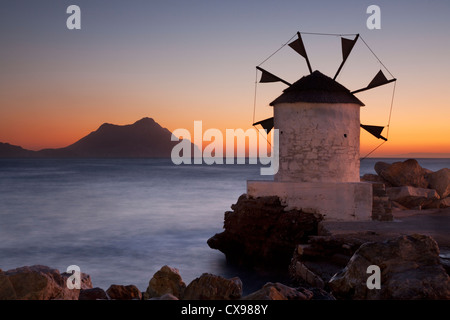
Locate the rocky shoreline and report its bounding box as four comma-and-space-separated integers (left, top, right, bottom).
1, 159, 449, 300
1, 231, 449, 300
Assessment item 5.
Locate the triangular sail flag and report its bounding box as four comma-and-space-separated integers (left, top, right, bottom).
253, 117, 274, 134
352, 70, 396, 94
333, 34, 359, 80
360, 124, 387, 141
256, 66, 291, 86
341, 36, 358, 61
367, 70, 389, 89
288, 32, 313, 74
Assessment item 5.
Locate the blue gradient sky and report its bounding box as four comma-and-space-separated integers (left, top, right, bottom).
1, 0, 449, 156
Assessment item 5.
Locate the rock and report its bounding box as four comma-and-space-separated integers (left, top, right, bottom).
79, 287, 110, 300
144, 265, 186, 299
242, 282, 313, 300
426, 168, 450, 199
309, 288, 336, 300
441, 258, 450, 276
106, 284, 142, 300
375, 159, 429, 188
361, 173, 386, 184
290, 261, 325, 289
423, 197, 450, 209
0, 265, 92, 300
328, 234, 450, 300
148, 293, 179, 300
386, 186, 440, 209
183, 273, 242, 300
289, 235, 373, 285
207, 194, 322, 267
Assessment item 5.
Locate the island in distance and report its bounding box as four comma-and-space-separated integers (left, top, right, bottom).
0, 117, 198, 158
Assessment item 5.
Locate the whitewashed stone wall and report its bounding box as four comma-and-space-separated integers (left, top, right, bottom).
274, 102, 361, 183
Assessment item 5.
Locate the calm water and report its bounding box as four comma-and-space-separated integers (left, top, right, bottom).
0, 158, 448, 292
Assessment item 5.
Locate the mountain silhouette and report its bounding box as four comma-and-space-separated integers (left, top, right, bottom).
0, 118, 197, 158
0, 142, 36, 158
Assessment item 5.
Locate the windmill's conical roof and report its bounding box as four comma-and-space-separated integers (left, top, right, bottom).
270, 70, 365, 106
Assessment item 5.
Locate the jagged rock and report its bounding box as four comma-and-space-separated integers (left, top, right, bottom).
183, 273, 242, 300
0, 265, 92, 300
79, 287, 110, 300
375, 159, 429, 188
207, 194, 322, 266
242, 282, 313, 300
144, 265, 186, 299
328, 234, 450, 300
289, 234, 373, 285
106, 284, 142, 300
289, 261, 325, 289
426, 168, 450, 199
386, 186, 440, 209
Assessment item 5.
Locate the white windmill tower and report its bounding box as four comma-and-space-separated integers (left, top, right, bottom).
249, 32, 396, 221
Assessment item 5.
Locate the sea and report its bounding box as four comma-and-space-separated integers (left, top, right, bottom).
0, 157, 449, 293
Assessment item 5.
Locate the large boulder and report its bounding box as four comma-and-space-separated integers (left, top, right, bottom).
386, 186, 440, 209
374, 159, 429, 188
242, 282, 314, 300
144, 265, 186, 299
183, 273, 242, 300
0, 265, 92, 300
328, 234, 450, 300
207, 194, 322, 266
106, 284, 142, 300
426, 168, 450, 199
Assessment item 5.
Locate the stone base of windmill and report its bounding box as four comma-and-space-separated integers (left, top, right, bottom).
246, 180, 373, 221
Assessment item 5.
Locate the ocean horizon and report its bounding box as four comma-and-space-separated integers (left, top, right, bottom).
0, 157, 449, 293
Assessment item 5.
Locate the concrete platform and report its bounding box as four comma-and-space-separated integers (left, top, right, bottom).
320, 207, 450, 250
247, 180, 373, 221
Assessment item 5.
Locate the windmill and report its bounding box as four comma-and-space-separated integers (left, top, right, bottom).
253, 32, 396, 163
247, 31, 397, 221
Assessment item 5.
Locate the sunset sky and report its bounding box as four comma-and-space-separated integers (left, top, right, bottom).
1, 0, 449, 157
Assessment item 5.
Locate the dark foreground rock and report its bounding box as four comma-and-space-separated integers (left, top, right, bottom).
241, 282, 314, 300
289, 232, 381, 286
144, 265, 186, 299
328, 234, 450, 300
106, 284, 142, 300
183, 273, 243, 300
207, 194, 322, 267
0, 265, 92, 300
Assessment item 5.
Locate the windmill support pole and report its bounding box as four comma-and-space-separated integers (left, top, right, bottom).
351, 78, 396, 94
298, 32, 313, 74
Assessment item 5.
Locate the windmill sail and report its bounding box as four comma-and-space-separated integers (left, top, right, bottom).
360, 124, 387, 141
256, 67, 291, 86
352, 70, 396, 94
288, 32, 313, 74
253, 117, 274, 133
333, 34, 359, 80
